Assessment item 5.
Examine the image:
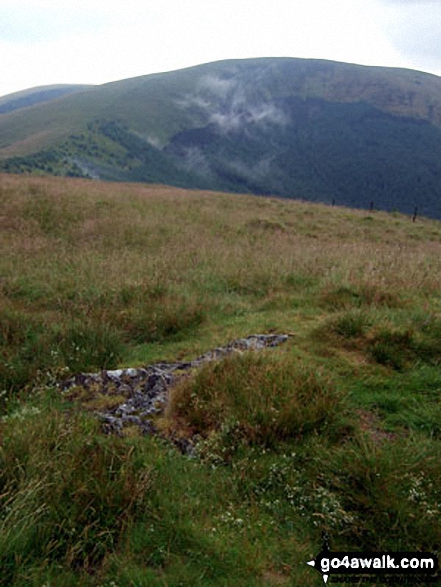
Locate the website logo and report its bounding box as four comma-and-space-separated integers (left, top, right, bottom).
307, 534, 438, 584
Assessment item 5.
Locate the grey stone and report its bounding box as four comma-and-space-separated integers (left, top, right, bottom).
59, 333, 292, 441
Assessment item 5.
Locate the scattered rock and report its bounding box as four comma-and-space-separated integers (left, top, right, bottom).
60, 334, 291, 438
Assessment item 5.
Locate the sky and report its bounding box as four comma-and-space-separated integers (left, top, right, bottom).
1, 0, 441, 98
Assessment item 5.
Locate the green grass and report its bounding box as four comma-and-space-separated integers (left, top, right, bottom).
165, 353, 352, 453
1, 173, 441, 585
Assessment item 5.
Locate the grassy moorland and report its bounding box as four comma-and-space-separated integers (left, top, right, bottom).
1, 173, 441, 586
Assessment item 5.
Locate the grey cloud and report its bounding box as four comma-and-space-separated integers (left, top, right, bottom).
379, 0, 441, 75
209, 100, 289, 134
228, 156, 275, 181
210, 111, 244, 131
221, 155, 285, 192
175, 94, 211, 111
199, 75, 237, 98
176, 72, 291, 135
395, 18, 441, 56
195, 75, 290, 132
178, 146, 214, 178
175, 75, 237, 116
248, 104, 289, 126
146, 135, 162, 149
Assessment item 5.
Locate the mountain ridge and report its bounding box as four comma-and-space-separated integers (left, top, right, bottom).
1, 57, 441, 218
0, 84, 94, 116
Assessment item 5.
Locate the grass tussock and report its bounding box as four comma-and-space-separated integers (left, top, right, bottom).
119, 294, 206, 344
325, 310, 372, 339
319, 283, 402, 310
316, 309, 441, 371
166, 353, 352, 454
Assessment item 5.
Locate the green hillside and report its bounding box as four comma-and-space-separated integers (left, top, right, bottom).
2, 58, 441, 217
0, 84, 93, 115
1, 174, 440, 585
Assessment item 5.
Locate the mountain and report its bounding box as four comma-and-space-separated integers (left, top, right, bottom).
0, 84, 93, 115
1, 58, 441, 218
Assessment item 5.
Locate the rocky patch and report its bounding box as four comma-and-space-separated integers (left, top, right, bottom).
60, 334, 291, 438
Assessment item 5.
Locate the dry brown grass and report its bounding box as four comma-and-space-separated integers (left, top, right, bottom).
2, 175, 441, 305
1, 172, 441, 390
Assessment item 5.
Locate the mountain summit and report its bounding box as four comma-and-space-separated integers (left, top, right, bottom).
2, 58, 441, 218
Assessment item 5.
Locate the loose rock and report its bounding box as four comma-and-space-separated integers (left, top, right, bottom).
60, 334, 291, 436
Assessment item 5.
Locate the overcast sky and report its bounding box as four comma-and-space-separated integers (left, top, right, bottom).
1, 0, 440, 98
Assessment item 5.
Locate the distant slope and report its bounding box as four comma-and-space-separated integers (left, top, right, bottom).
1, 58, 441, 218
0, 85, 93, 115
